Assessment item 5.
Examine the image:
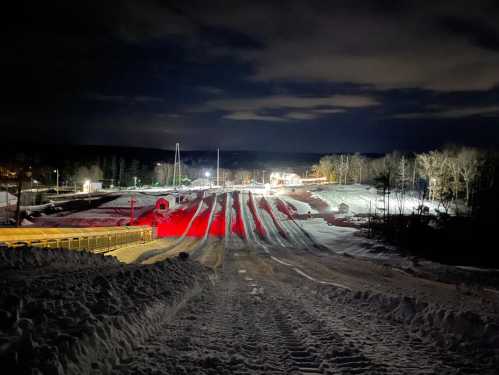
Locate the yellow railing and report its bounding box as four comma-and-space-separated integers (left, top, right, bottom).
0, 226, 153, 253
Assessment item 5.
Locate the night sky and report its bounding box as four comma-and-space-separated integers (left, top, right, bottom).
3, 0, 499, 153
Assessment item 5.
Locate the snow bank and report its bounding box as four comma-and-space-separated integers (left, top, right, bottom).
320, 285, 499, 360
0, 247, 210, 375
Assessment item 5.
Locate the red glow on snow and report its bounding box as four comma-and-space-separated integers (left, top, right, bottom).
187, 195, 215, 237
275, 198, 296, 220
260, 197, 287, 239
231, 191, 246, 239
209, 194, 226, 238
247, 192, 266, 239
136, 197, 201, 237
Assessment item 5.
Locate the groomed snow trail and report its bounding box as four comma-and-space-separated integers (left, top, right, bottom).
112, 249, 496, 374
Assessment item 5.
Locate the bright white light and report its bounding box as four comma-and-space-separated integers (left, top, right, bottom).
83, 179, 91, 193
156, 163, 161, 166
205, 171, 211, 178
53, 169, 57, 173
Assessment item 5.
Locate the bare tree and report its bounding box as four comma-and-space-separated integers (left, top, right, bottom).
458, 148, 482, 205
350, 153, 366, 184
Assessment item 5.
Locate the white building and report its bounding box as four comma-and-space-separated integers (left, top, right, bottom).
269, 172, 303, 187
83, 181, 103, 193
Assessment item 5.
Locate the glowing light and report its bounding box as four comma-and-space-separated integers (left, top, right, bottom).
83, 179, 91, 193
205, 171, 211, 178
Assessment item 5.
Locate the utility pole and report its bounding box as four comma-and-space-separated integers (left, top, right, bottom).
262, 170, 265, 184
54, 169, 59, 194
217, 148, 220, 187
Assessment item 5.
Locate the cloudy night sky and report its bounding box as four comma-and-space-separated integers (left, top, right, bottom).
3, 0, 499, 153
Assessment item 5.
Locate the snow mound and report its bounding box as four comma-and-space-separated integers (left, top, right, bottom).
321, 285, 499, 360
0, 248, 210, 375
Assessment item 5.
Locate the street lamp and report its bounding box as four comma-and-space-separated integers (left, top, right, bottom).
205, 171, 212, 188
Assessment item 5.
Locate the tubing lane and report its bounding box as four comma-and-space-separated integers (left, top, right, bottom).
191, 193, 218, 257
247, 191, 267, 240
231, 191, 247, 240
259, 196, 288, 240
239, 191, 269, 251
270, 197, 312, 249
224, 192, 233, 245
274, 196, 326, 250
255, 195, 288, 248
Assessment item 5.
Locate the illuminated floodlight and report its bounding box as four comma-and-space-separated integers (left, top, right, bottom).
205, 171, 211, 178
83, 179, 91, 193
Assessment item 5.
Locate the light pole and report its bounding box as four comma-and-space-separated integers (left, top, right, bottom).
53, 169, 59, 195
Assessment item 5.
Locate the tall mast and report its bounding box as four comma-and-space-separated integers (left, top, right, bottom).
178, 144, 181, 186
173, 143, 178, 188
217, 148, 220, 186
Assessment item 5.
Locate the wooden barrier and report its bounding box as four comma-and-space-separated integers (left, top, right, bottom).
0, 226, 153, 253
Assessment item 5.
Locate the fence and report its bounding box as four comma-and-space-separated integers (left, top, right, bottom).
0, 226, 153, 253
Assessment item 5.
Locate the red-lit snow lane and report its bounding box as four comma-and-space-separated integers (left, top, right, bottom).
186, 194, 216, 237
231, 191, 246, 239
148, 197, 202, 237
275, 198, 297, 220
247, 191, 266, 239
259, 196, 288, 239
208, 193, 227, 238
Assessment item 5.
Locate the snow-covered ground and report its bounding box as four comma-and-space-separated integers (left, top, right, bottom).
313, 184, 441, 216
2, 245, 497, 374
2, 185, 499, 374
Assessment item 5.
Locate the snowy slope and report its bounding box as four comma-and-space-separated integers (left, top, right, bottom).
313, 184, 440, 216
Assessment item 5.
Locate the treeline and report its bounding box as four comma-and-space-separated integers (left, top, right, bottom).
312, 146, 496, 210
25, 157, 274, 188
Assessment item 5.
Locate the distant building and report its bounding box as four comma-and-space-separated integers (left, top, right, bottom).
270, 172, 302, 186
83, 181, 102, 193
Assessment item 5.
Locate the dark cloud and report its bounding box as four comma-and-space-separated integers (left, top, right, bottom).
2, 0, 499, 152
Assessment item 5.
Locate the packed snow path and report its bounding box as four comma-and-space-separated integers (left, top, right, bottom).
114, 249, 498, 374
